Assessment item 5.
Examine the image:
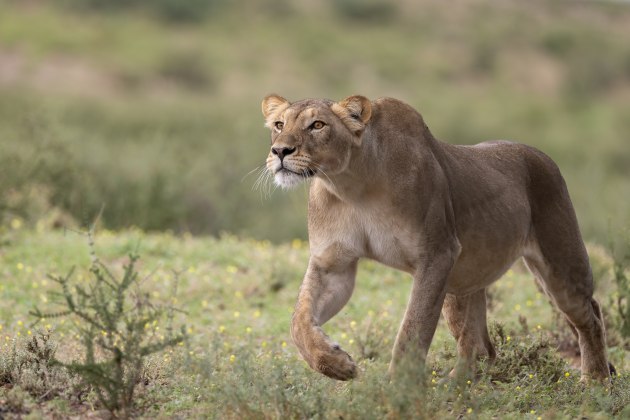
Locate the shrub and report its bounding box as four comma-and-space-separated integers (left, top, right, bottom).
483, 322, 566, 384
350, 313, 395, 361
0, 331, 76, 408
610, 233, 630, 340
61, 0, 224, 23
331, 0, 397, 23
157, 50, 214, 90
30, 230, 187, 417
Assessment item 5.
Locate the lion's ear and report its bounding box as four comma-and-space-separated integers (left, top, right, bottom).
262, 94, 289, 120
331, 95, 372, 140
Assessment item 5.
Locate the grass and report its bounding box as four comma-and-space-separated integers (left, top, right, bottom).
1, 225, 629, 418
1, 0, 630, 416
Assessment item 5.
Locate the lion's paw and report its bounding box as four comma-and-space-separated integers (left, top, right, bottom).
314, 345, 357, 381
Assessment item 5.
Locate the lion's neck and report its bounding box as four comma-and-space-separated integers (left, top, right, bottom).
314, 135, 386, 202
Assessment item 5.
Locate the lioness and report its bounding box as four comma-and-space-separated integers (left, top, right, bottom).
261, 94, 611, 382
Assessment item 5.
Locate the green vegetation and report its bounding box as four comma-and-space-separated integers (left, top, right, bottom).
1, 0, 629, 242
610, 233, 630, 340
29, 234, 186, 416
1, 227, 629, 417
2, 0, 630, 417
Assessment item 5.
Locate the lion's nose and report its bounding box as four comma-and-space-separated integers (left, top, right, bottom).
271, 146, 296, 161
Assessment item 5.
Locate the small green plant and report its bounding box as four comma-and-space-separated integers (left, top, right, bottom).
610, 233, 630, 339
332, 0, 397, 23
30, 235, 186, 417
350, 313, 394, 361
483, 322, 567, 384
0, 331, 74, 408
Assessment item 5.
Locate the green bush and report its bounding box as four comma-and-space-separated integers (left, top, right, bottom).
483, 322, 566, 385
59, 0, 224, 23
331, 0, 397, 23
0, 332, 76, 406
610, 233, 630, 340
30, 234, 186, 417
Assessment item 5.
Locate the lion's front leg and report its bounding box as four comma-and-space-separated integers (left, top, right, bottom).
291, 257, 358, 381
389, 247, 458, 376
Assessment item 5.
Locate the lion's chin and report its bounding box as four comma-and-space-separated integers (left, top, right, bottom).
274, 169, 306, 189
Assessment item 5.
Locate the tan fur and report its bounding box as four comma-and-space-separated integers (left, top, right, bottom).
261, 94, 611, 382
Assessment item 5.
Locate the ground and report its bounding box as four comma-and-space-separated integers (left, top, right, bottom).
0, 226, 628, 418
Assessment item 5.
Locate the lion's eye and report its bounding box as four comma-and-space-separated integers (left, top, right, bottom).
310, 121, 325, 130
274, 121, 284, 131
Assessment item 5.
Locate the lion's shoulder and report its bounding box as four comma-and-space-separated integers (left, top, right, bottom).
368, 97, 428, 139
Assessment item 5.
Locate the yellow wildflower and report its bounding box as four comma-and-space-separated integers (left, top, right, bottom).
10, 218, 23, 230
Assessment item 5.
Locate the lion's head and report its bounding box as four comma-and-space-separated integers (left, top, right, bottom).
261, 94, 372, 189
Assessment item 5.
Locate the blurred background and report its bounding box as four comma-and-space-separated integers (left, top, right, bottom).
0, 0, 628, 243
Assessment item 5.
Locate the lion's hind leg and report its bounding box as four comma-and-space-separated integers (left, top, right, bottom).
522, 144, 610, 381
523, 246, 610, 381
443, 289, 495, 378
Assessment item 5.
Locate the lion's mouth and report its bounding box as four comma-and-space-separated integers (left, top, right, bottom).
277, 167, 316, 178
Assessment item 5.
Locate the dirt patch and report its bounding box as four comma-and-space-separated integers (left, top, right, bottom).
0, 49, 120, 98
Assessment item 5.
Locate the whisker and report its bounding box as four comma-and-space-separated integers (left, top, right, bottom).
312, 163, 337, 192
242, 164, 265, 183
250, 164, 277, 202
253, 166, 268, 192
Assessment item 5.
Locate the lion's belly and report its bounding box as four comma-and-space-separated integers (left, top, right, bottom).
446, 247, 523, 295
361, 213, 530, 287
446, 218, 530, 295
